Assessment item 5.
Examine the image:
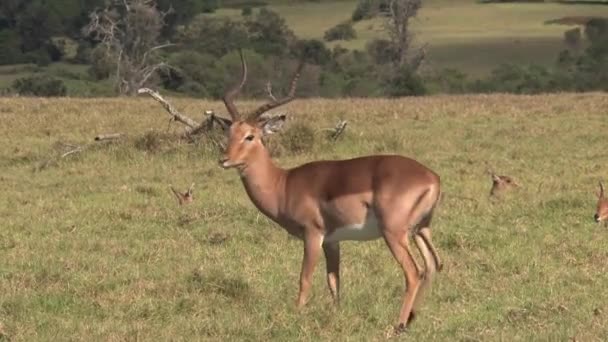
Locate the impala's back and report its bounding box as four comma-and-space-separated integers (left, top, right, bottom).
283, 154, 441, 241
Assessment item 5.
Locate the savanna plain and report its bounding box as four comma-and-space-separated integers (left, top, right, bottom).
1, 93, 608, 341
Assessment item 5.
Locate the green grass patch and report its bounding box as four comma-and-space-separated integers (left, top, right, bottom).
1, 94, 608, 340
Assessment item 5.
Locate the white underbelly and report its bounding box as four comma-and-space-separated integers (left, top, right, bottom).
324, 214, 382, 243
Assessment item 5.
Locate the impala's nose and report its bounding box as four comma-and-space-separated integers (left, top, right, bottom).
594, 214, 600, 222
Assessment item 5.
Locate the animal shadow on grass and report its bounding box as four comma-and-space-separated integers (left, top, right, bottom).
187, 268, 252, 302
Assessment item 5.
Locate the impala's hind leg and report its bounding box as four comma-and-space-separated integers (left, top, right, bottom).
383, 228, 421, 333
412, 233, 436, 315
322, 241, 340, 305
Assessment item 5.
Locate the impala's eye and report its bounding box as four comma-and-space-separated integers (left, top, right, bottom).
245, 134, 255, 142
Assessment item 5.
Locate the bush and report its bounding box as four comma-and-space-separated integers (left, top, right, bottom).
425, 68, 470, 94
241, 7, 253, 16
12, 75, 67, 97
470, 64, 557, 94
323, 22, 357, 42
177, 81, 209, 97
200, 0, 219, 13
247, 8, 296, 56
73, 40, 93, 64
382, 67, 426, 97
177, 17, 249, 58
279, 122, 316, 154
0, 30, 25, 65
352, 0, 375, 21
366, 39, 398, 65
24, 50, 52, 67
88, 46, 114, 80
291, 39, 331, 65
564, 27, 582, 48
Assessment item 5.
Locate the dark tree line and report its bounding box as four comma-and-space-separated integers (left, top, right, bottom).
2, 0, 607, 98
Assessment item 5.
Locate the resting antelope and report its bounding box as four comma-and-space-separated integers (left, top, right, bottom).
489, 171, 518, 198
594, 181, 608, 224
170, 183, 195, 205
218, 52, 443, 332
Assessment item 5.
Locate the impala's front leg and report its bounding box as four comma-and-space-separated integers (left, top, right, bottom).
297, 230, 323, 308
323, 241, 340, 305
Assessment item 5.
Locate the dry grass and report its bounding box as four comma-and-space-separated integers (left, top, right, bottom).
1, 93, 608, 340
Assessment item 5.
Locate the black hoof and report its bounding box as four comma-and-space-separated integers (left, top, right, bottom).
394, 323, 407, 335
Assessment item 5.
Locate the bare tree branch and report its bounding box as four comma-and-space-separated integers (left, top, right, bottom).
382, 0, 423, 69
85, 0, 173, 96
137, 88, 200, 129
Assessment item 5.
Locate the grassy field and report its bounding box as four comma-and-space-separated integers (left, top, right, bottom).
218, 0, 608, 75
1, 93, 608, 340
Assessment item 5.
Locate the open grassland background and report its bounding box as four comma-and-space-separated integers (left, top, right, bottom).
1, 93, 608, 340
4, 0, 608, 93
217, 0, 608, 75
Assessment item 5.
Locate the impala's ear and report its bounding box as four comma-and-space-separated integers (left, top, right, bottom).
258, 114, 287, 135
491, 174, 501, 182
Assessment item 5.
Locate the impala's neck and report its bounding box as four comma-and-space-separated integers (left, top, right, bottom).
239, 147, 286, 220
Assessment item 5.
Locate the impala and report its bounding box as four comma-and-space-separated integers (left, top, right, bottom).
489, 172, 518, 198
594, 181, 608, 224
170, 183, 194, 205
218, 52, 443, 332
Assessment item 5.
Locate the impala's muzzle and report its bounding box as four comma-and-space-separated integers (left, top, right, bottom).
219, 156, 232, 169
594, 213, 601, 223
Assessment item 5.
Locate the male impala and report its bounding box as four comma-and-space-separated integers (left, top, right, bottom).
219, 52, 443, 332
594, 181, 608, 224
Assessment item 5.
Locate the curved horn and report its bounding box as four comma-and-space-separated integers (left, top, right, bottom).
222, 49, 247, 120
599, 181, 605, 197
246, 59, 305, 122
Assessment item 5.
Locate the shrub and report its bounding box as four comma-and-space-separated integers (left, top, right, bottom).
73, 40, 93, 64
352, 0, 375, 21
135, 130, 165, 153
241, 7, 253, 16
12, 75, 67, 97
366, 39, 398, 65
177, 17, 249, 58
564, 27, 582, 48
0, 30, 25, 65
425, 68, 470, 94
323, 22, 357, 42
200, 0, 219, 13
291, 39, 331, 65
382, 67, 427, 97
279, 122, 316, 154
470, 64, 557, 94
88, 46, 114, 80
24, 50, 52, 67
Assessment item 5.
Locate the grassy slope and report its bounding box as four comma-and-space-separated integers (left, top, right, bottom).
0, 63, 115, 97
218, 0, 608, 75
1, 94, 608, 340
3, 0, 608, 93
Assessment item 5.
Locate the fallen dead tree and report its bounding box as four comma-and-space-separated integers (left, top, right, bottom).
137, 87, 286, 137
